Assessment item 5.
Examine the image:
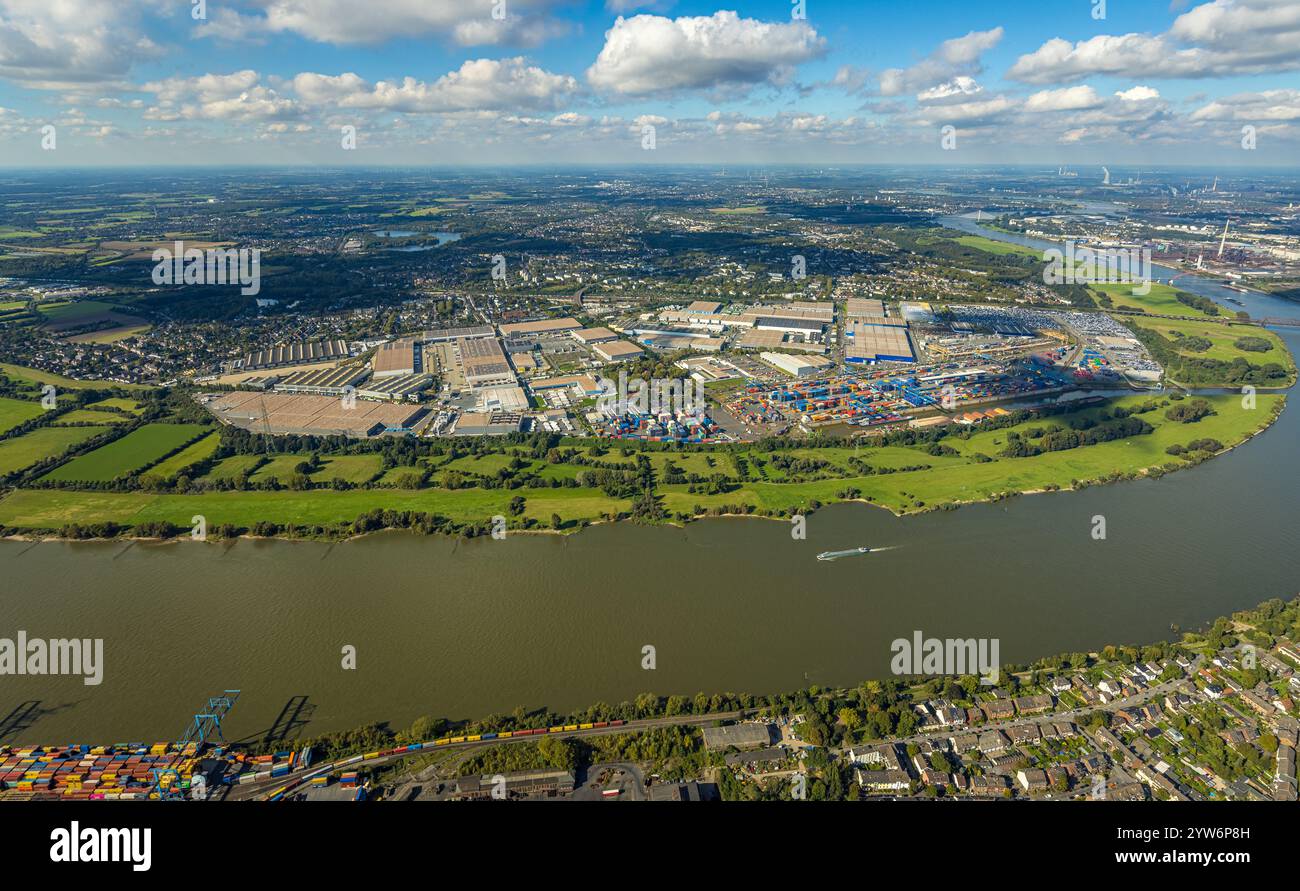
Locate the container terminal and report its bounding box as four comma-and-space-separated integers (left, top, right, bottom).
0, 688, 633, 802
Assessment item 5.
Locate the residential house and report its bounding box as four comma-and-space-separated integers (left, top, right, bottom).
856, 768, 911, 793
1014, 694, 1053, 715
1016, 768, 1050, 793
978, 731, 1010, 756
981, 700, 1016, 722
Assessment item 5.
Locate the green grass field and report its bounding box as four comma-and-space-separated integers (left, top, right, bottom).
70, 325, 151, 344
51, 409, 132, 425
0, 426, 113, 476
314, 455, 384, 484
953, 234, 1042, 258
201, 454, 265, 481
86, 397, 145, 414
244, 453, 384, 485
40, 423, 210, 482
140, 432, 221, 480
0, 363, 122, 391
0, 486, 632, 531
443, 453, 524, 476
663, 393, 1282, 514
0, 393, 1282, 532
35, 300, 116, 324
0, 396, 43, 435
247, 454, 311, 484
1092, 282, 1224, 317
375, 465, 427, 486
1129, 317, 1295, 371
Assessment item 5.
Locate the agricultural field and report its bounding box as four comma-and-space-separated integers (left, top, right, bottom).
200, 454, 265, 481
40, 423, 210, 482
35, 300, 116, 324
1091, 282, 1224, 317
50, 409, 132, 425
0, 396, 43, 435
67, 324, 151, 344
0, 362, 123, 390
140, 432, 221, 480
313, 454, 384, 484
86, 397, 145, 414
247, 454, 312, 484
0, 426, 113, 476
245, 453, 384, 485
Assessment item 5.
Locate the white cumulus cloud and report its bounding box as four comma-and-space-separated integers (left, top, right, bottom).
1008, 0, 1300, 83
586, 11, 825, 96
291, 58, 579, 112
879, 28, 1003, 97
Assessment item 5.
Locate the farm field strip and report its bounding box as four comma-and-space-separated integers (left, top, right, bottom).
39, 423, 211, 482
0, 396, 43, 435
0, 426, 114, 476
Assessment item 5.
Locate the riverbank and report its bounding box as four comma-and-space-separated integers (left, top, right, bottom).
0, 391, 1285, 542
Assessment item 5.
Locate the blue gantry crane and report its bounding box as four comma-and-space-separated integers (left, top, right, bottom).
151, 689, 241, 800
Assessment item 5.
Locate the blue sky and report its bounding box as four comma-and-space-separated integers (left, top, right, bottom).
1, 0, 1298, 165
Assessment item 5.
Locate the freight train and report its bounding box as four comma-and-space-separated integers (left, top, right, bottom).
259, 720, 629, 801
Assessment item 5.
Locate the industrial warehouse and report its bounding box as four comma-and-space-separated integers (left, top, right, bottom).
241, 339, 351, 371
845, 321, 916, 363
196, 296, 1163, 445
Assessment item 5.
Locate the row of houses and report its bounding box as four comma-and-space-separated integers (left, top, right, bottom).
913, 692, 1056, 730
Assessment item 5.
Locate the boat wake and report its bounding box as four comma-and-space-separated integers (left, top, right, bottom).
816, 545, 898, 562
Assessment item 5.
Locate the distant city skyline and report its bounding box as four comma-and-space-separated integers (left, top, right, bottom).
1, 0, 1298, 167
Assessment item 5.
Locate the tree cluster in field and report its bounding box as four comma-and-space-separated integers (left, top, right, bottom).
1164, 398, 1214, 424
1233, 336, 1273, 353
1175, 292, 1221, 316
998, 412, 1154, 458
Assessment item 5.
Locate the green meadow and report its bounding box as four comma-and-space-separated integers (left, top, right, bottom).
0, 396, 44, 435
0, 393, 1282, 533
1091, 282, 1223, 317
40, 423, 211, 482
0, 426, 113, 476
